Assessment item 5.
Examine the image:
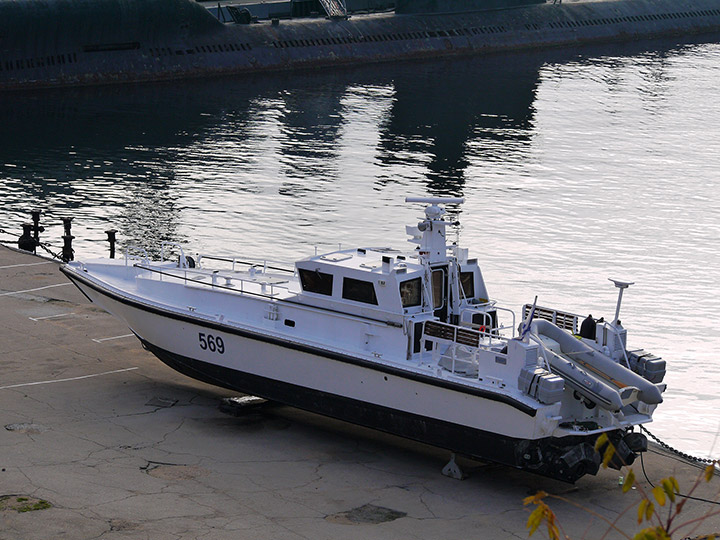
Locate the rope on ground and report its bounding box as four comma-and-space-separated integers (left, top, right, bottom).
639, 452, 720, 506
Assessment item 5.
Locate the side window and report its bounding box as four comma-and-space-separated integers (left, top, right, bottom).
342, 277, 378, 305
399, 278, 421, 308
460, 271, 475, 299
299, 269, 333, 295
432, 269, 445, 309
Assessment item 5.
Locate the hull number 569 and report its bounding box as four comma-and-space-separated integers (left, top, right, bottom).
199, 332, 225, 354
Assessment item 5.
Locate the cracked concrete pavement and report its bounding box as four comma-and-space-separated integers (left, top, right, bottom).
1, 244, 719, 539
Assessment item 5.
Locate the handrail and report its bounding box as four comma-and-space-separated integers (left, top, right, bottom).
160, 242, 187, 267
314, 243, 343, 256
132, 263, 403, 329
460, 305, 516, 338
124, 245, 149, 267
199, 254, 295, 274
424, 320, 508, 347
494, 306, 517, 338
422, 320, 515, 381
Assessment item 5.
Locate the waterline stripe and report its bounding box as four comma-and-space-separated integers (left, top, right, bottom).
92, 333, 134, 343
0, 261, 55, 270
29, 312, 75, 321
0, 367, 139, 390
0, 283, 71, 297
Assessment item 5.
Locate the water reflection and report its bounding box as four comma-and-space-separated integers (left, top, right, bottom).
0, 36, 716, 249
377, 57, 540, 196
0, 53, 544, 248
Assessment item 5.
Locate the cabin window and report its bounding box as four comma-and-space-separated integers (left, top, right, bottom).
399, 278, 421, 308
299, 269, 333, 296
342, 277, 378, 305
460, 271, 475, 299
432, 269, 445, 309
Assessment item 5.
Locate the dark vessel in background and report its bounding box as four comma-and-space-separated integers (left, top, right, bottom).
1, 0, 720, 90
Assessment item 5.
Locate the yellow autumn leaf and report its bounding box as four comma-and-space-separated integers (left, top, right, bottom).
660, 478, 676, 503
638, 499, 649, 524
632, 529, 656, 540
544, 509, 560, 540
652, 485, 666, 506
523, 491, 547, 506
623, 469, 636, 493
595, 432, 609, 452
645, 500, 654, 521
670, 476, 679, 493
603, 443, 616, 468
705, 464, 715, 482
526, 505, 544, 535
547, 522, 560, 540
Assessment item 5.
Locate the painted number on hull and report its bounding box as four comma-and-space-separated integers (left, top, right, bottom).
199, 333, 225, 354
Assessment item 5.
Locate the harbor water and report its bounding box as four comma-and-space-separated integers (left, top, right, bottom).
1, 35, 719, 458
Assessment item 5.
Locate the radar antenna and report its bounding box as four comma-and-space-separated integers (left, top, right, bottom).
404, 197, 464, 263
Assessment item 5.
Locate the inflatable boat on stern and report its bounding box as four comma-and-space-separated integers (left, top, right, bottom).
530, 318, 663, 412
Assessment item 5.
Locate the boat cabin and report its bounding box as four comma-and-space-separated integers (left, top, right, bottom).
294, 198, 495, 343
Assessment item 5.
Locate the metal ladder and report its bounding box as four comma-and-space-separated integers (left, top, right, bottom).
318, 0, 347, 19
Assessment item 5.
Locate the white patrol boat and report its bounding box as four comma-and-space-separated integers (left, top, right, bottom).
60, 197, 666, 482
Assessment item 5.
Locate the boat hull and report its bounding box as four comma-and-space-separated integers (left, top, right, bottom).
2, 0, 720, 90
62, 265, 604, 482
144, 337, 606, 481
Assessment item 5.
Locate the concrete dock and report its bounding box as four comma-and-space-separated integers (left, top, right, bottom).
1, 243, 718, 539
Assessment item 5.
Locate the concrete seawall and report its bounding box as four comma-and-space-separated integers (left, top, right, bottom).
1, 243, 718, 539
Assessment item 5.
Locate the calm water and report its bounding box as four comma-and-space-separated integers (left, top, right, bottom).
1, 36, 719, 457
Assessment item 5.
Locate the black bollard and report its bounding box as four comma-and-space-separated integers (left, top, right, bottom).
105, 229, 117, 259
18, 223, 36, 253
30, 209, 45, 245
61, 235, 75, 262
62, 217, 73, 237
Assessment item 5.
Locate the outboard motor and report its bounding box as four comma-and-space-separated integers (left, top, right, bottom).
558, 443, 600, 480
598, 431, 648, 469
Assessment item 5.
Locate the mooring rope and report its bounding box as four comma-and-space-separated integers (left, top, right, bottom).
640, 425, 716, 465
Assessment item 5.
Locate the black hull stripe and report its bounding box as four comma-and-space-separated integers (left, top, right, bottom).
143, 338, 608, 483
141, 337, 529, 469
60, 266, 537, 416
